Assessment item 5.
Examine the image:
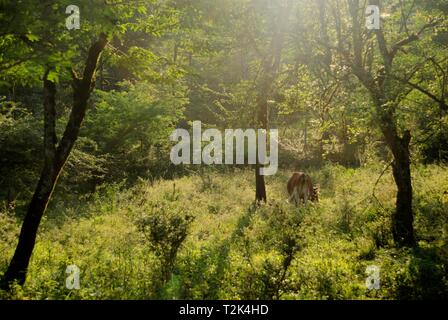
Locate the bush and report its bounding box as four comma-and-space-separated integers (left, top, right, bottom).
224, 201, 306, 299
135, 200, 195, 290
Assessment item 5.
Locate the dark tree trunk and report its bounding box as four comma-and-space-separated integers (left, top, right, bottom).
1, 173, 59, 286
255, 163, 267, 202
1, 34, 108, 289
387, 130, 415, 246
374, 98, 415, 247
255, 81, 269, 203
391, 159, 414, 246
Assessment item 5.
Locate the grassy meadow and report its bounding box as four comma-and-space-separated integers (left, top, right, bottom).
1, 164, 447, 300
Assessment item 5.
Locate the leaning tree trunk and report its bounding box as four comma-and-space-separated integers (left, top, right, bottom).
1, 34, 108, 289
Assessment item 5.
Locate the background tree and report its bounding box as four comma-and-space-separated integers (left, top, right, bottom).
0, 0, 175, 288
297, 0, 447, 247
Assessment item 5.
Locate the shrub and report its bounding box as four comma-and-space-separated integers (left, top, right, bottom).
227, 201, 305, 299
135, 201, 195, 288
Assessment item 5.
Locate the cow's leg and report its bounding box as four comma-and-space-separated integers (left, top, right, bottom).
297, 195, 302, 206
289, 187, 299, 207
288, 192, 295, 203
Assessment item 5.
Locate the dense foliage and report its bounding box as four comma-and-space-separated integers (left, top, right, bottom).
0, 0, 447, 299
0, 166, 447, 299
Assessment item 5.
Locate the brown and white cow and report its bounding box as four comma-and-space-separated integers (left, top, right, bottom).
287, 172, 318, 206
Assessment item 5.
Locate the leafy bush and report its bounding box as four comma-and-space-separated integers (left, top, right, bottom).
223, 201, 305, 299
135, 200, 195, 289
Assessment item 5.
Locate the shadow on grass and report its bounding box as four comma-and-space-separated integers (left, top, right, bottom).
396, 245, 448, 299
187, 203, 258, 299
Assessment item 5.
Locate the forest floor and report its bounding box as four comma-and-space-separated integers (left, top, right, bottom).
1, 164, 448, 299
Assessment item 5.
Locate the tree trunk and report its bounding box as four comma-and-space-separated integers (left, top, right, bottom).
1, 34, 108, 289
1, 172, 59, 287
255, 163, 267, 202
253, 0, 292, 202
375, 98, 415, 247
255, 80, 269, 203
388, 130, 415, 246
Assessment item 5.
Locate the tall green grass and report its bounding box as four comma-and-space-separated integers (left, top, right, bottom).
0, 164, 447, 299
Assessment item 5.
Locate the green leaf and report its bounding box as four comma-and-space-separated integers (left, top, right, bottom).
47, 70, 59, 83
25, 34, 39, 42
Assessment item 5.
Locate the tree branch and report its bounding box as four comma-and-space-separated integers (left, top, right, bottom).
394, 75, 448, 112
390, 20, 440, 59
55, 34, 109, 168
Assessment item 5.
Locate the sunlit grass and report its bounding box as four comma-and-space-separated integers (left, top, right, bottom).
0, 164, 447, 299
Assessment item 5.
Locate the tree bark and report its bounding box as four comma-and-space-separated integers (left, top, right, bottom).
371, 95, 415, 247
381, 123, 415, 246
255, 163, 267, 202
391, 151, 415, 246
1, 34, 108, 289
